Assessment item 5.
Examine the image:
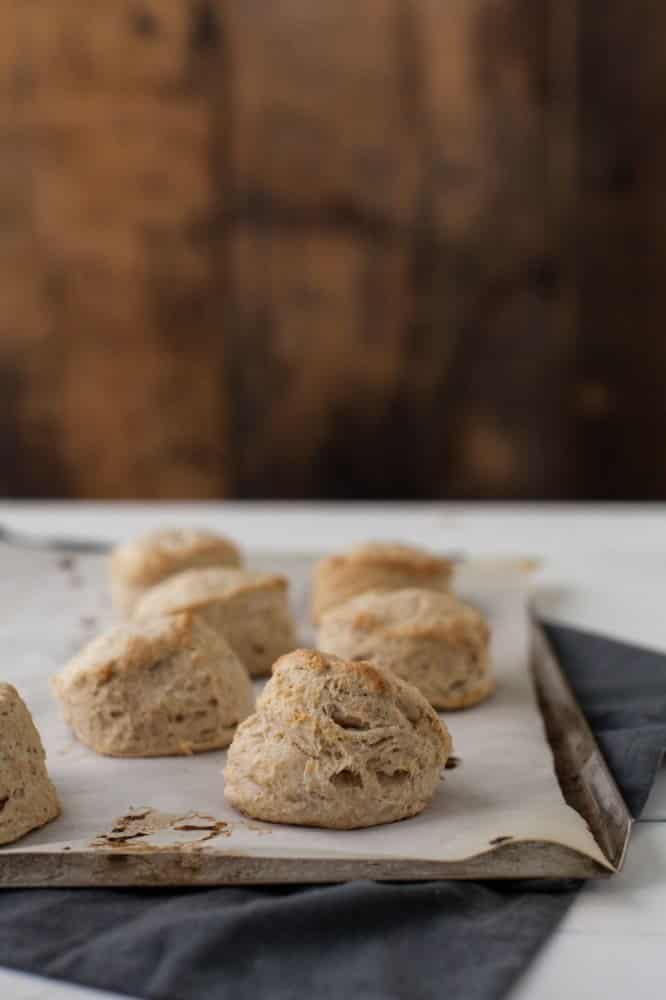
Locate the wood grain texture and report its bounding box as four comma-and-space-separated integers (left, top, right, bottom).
578, 1, 666, 499
1, 1, 229, 498
0, 1, 578, 499
223, 0, 576, 498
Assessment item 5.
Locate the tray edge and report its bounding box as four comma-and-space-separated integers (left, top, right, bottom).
530, 620, 633, 873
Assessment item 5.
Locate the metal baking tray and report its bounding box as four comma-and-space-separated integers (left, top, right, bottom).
0, 534, 631, 884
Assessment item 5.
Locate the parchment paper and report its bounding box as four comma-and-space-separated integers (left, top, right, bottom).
0, 542, 610, 868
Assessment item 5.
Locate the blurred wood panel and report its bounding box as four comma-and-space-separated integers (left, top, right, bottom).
577, 1, 666, 499
223, 0, 576, 498
1, 1, 229, 498
0, 1, 578, 498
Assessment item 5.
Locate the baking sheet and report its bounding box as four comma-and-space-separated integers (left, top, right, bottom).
0, 542, 611, 874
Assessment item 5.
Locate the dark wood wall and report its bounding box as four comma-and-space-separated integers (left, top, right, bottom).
578, 1, 666, 499
0, 1, 661, 499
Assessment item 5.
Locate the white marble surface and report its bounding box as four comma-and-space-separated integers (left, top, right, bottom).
1, 501, 665, 1000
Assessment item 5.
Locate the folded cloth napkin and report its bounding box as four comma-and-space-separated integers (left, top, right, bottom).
0, 622, 665, 1000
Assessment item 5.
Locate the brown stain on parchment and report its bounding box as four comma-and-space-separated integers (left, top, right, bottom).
90, 806, 231, 852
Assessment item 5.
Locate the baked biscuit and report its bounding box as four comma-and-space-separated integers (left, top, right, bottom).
110, 527, 242, 614
51, 614, 254, 757
133, 567, 297, 678
319, 588, 493, 710
224, 648, 452, 829
312, 542, 453, 623
0, 683, 60, 845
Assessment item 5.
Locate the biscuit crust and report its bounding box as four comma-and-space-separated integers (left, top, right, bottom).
318, 588, 493, 711
110, 527, 242, 614
133, 568, 297, 678
52, 614, 255, 756
224, 648, 452, 829
312, 542, 453, 623
0, 683, 60, 845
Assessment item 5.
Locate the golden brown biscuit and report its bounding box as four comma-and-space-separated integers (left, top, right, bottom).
52, 614, 254, 757
224, 648, 452, 829
318, 588, 493, 710
312, 542, 453, 623
110, 527, 242, 614
0, 683, 60, 845
133, 567, 297, 677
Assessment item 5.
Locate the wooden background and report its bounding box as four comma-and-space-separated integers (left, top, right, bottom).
0, 1, 661, 499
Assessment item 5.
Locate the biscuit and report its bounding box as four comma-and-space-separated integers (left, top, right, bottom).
51, 614, 254, 757
110, 527, 242, 614
312, 542, 453, 623
133, 568, 297, 677
224, 648, 452, 829
0, 683, 60, 845
318, 588, 493, 710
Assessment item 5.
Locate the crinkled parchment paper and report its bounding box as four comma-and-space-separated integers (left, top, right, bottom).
0, 543, 609, 869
